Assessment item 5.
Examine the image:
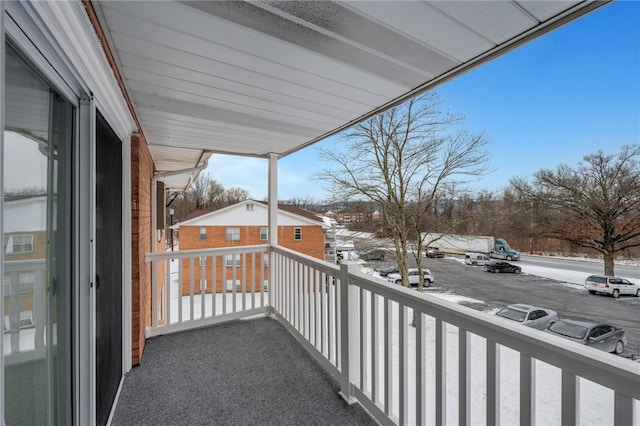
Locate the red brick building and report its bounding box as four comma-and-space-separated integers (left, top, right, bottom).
178, 200, 327, 293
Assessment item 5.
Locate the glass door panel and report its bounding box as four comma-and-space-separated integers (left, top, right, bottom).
3, 42, 72, 425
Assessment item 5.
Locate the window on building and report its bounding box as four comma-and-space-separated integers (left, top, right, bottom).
199, 227, 207, 241
3, 234, 34, 254
246, 203, 254, 211
262, 253, 269, 267
294, 227, 302, 241
226, 227, 240, 241
225, 254, 241, 267
260, 227, 268, 241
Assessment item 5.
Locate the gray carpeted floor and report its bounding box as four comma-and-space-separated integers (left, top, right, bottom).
111, 316, 377, 426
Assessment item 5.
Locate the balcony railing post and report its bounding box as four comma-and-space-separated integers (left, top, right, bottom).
339, 262, 358, 404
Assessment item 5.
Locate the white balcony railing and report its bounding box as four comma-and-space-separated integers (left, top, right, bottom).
145, 245, 269, 337
147, 245, 640, 426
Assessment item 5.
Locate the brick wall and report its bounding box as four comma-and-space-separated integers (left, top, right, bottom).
179, 224, 325, 294
130, 132, 154, 365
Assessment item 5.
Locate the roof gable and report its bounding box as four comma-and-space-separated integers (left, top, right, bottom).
178, 200, 324, 227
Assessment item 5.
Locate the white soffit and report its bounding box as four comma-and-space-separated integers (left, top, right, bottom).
94, 0, 608, 191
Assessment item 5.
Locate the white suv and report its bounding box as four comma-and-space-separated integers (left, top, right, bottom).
387, 268, 434, 287
584, 275, 640, 298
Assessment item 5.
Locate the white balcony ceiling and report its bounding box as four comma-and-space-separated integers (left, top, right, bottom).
94, 0, 607, 191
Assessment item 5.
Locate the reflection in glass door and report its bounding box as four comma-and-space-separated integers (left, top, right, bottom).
3, 43, 72, 425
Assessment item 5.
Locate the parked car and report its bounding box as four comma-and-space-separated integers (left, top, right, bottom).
484, 261, 521, 274
494, 304, 558, 330
584, 275, 640, 298
464, 252, 491, 266
378, 266, 399, 277
360, 248, 386, 261
426, 248, 445, 258
544, 318, 627, 354
387, 268, 434, 287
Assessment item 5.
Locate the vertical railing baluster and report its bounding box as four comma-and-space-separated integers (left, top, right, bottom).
232, 254, 237, 313
250, 252, 255, 309
436, 319, 446, 426
178, 260, 183, 323
561, 370, 578, 426
459, 327, 470, 426
212, 255, 217, 317
320, 271, 326, 356
372, 292, 378, 404
165, 258, 171, 325
487, 340, 500, 426
200, 257, 205, 319
151, 260, 158, 328
416, 311, 426, 426
520, 354, 534, 426
614, 391, 634, 426
360, 287, 367, 392
399, 305, 408, 425
241, 253, 246, 312
222, 259, 227, 315
328, 272, 334, 364
306, 264, 311, 339
384, 297, 391, 416
189, 257, 194, 321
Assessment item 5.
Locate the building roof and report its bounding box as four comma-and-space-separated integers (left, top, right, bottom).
177, 200, 326, 228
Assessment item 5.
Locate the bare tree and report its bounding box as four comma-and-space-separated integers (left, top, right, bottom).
316, 93, 489, 288
510, 145, 640, 275
169, 173, 249, 221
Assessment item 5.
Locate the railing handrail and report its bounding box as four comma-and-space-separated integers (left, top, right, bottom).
145, 244, 269, 262
271, 244, 340, 277
346, 266, 640, 400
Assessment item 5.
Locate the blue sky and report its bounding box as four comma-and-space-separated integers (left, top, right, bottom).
205, 1, 640, 201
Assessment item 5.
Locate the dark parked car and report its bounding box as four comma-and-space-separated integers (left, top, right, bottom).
378, 266, 399, 277
426, 248, 445, 258
360, 248, 386, 261
484, 261, 521, 274
544, 318, 627, 354
495, 304, 558, 330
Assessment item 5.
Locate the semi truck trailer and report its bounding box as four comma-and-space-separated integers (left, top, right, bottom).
422, 233, 521, 261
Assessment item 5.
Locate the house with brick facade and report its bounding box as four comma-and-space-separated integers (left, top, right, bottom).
177, 200, 327, 293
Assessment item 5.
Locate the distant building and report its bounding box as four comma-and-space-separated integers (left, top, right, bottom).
177, 200, 329, 293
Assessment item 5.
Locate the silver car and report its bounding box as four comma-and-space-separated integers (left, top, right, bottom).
495, 304, 558, 330
584, 275, 640, 298
544, 318, 627, 354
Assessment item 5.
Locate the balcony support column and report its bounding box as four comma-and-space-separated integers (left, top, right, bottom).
267, 153, 278, 315
339, 262, 358, 404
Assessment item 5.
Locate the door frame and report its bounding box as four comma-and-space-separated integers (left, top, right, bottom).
2, 2, 134, 424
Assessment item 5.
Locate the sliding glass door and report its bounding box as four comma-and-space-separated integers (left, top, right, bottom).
3, 42, 72, 425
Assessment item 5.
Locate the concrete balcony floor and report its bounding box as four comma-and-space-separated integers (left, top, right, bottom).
111, 316, 376, 425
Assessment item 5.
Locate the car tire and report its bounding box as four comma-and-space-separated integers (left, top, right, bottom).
613, 340, 624, 354
472, 261, 477, 266
636, 290, 640, 297
506, 256, 513, 261
588, 290, 596, 294
612, 289, 620, 298
493, 269, 499, 273
514, 268, 521, 274
395, 279, 402, 285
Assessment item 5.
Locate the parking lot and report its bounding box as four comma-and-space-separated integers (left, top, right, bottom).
368, 255, 640, 356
